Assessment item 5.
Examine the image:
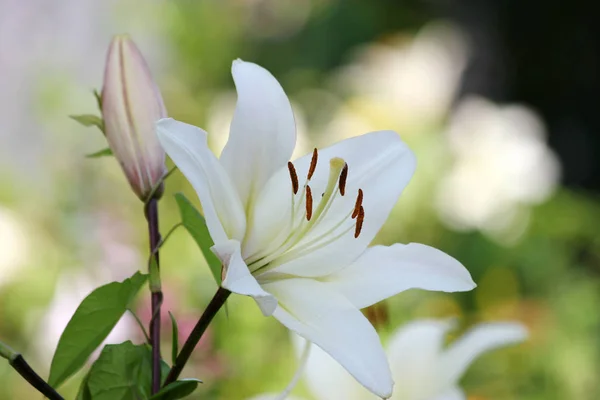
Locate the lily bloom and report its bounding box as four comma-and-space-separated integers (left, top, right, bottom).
250, 321, 527, 400
156, 60, 475, 398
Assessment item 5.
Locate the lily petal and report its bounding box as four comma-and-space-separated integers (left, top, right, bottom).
439, 322, 528, 386
220, 60, 297, 210
249, 130, 415, 277
212, 240, 278, 317
293, 336, 369, 400
156, 118, 246, 243
431, 387, 466, 400
324, 243, 475, 309
263, 278, 394, 399
386, 320, 455, 400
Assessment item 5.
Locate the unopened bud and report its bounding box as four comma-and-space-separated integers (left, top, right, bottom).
101, 34, 167, 201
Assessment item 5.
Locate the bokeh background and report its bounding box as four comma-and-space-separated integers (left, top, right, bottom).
1, 0, 599, 399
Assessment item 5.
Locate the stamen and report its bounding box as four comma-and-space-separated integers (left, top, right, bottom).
250, 158, 347, 271
352, 189, 363, 219
308, 148, 318, 180
288, 161, 299, 194
339, 163, 348, 196
306, 185, 313, 221
354, 206, 364, 238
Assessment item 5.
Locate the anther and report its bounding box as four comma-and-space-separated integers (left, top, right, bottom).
306, 185, 313, 221
308, 148, 318, 180
339, 163, 348, 196
354, 206, 364, 238
288, 161, 299, 194
352, 189, 363, 219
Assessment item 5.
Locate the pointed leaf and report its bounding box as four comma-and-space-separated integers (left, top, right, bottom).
93, 89, 103, 110
86, 341, 170, 400
169, 312, 179, 365
70, 114, 105, 132
175, 193, 222, 284
150, 379, 203, 400
48, 271, 148, 388
85, 147, 113, 158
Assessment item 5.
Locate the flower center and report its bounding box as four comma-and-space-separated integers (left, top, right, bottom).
247, 149, 364, 273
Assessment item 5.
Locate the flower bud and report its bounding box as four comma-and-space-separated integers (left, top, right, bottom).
101, 34, 167, 200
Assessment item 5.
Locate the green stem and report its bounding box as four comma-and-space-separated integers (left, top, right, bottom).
163, 287, 231, 386
1, 342, 64, 400
128, 308, 151, 344
145, 166, 178, 204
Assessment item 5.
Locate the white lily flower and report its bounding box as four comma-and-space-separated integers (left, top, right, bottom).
156, 59, 476, 398
282, 321, 527, 400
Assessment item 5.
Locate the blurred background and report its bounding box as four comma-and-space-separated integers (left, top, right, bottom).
1, 0, 599, 399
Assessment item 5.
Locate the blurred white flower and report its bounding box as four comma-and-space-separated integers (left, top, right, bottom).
436, 96, 561, 242
158, 60, 475, 398
254, 321, 526, 400
248, 395, 305, 400
335, 21, 468, 130
0, 206, 29, 286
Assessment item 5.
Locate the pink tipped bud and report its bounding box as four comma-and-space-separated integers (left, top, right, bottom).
101, 34, 167, 201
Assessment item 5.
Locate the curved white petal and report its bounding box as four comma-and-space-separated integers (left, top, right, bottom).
156, 118, 246, 243
263, 278, 393, 399
247, 130, 415, 278
431, 387, 466, 400
220, 60, 297, 210
324, 243, 475, 309
439, 322, 528, 386
386, 320, 455, 400
292, 336, 369, 400
212, 240, 277, 316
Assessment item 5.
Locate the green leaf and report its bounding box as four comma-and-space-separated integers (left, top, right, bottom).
48, 272, 148, 388
93, 89, 103, 110
85, 147, 113, 158
175, 193, 222, 284
86, 341, 169, 400
169, 312, 179, 365
150, 379, 202, 400
70, 114, 104, 132
75, 372, 92, 400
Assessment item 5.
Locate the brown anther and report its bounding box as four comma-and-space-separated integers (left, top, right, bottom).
338, 163, 348, 196
306, 185, 313, 220
354, 206, 365, 238
308, 148, 318, 180
288, 161, 299, 194
352, 189, 364, 219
